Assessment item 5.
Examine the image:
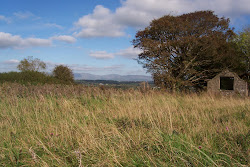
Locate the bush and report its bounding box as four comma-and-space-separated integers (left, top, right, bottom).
0, 71, 63, 85
53, 65, 74, 83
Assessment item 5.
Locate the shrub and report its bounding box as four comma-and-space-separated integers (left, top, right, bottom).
52, 65, 74, 83
0, 71, 62, 85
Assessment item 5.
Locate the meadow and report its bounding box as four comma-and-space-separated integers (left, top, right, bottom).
0, 83, 249, 166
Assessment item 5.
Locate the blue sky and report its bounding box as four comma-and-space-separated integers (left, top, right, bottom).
0, 0, 250, 75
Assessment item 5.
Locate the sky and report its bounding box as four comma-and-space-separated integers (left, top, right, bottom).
0, 0, 250, 76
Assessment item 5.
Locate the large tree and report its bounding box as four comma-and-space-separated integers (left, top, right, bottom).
133, 11, 242, 91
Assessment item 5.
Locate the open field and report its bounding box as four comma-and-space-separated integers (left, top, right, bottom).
0, 83, 249, 166
75, 80, 155, 89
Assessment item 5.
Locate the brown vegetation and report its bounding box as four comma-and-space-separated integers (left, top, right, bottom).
133, 11, 247, 91
0, 83, 249, 166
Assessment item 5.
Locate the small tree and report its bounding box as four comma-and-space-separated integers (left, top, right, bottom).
234, 26, 250, 80
17, 56, 46, 72
53, 65, 74, 83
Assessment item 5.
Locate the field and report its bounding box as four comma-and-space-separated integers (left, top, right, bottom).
75, 80, 154, 89
0, 83, 249, 166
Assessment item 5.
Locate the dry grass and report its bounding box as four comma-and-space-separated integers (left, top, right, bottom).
0, 83, 249, 166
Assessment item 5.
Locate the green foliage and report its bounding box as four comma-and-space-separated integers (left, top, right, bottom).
233, 26, 250, 81
0, 71, 67, 84
17, 56, 47, 72
235, 26, 250, 58
53, 65, 74, 83
133, 11, 244, 91
0, 57, 75, 85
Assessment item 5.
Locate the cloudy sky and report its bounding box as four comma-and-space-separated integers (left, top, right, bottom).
0, 0, 250, 75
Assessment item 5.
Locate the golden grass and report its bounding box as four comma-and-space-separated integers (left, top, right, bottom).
0, 83, 249, 166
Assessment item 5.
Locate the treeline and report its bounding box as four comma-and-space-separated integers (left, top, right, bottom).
0, 71, 71, 85
0, 57, 75, 85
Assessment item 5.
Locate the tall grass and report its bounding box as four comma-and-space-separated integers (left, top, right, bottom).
0, 83, 249, 166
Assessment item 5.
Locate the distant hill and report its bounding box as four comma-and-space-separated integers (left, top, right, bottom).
74, 73, 153, 82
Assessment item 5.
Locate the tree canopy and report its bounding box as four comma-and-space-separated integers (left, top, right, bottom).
234, 26, 250, 81
133, 11, 244, 91
53, 65, 74, 83
17, 56, 47, 72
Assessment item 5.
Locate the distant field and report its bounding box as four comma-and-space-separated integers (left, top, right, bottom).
76, 79, 155, 89
0, 83, 249, 166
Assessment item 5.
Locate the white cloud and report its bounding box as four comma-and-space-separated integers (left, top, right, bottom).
0, 59, 20, 72
89, 50, 114, 59
3, 59, 20, 64
0, 32, 52, 49
0, 32, 78, 49
44, 61, 123, 73
0, 15, 11, 23
116, 0, 250, 27
0, 59, 125, 74
22, 38, 52, 47
89, 47, 142, 60
44, 23, 64, 29
51, 35, 76, 43
116, 47, 142, 59
74, 0, 250, 38
13, 11, 40, 20
69, 64, 123, 73
74, 5, 125, 38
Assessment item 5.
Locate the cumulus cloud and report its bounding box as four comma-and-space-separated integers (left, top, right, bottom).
0, 32, 78, 49
116, 47, 142, 59
117, 0, 250, 27
0, 32, 52, 49
51, 35, 76, 43
89, 51, 115, 59
74, 5, 125, 38
74, 0, 250, 38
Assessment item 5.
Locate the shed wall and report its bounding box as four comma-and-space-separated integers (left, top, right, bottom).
207, 71, 248, 96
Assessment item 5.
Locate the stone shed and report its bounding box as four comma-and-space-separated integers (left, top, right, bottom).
207, 70, 248, 96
